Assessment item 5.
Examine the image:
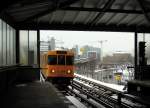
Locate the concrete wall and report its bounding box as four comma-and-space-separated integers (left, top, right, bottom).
0, 66, 40, 97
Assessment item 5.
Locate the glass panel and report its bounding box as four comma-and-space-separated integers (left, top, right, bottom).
20, 30, 28, 65
0, 19, 2, 66
58, 55, 65, 65
145, 34, 150, 65
48, 55, 57, 65
29, 31, 37, 65
10, 27, 14, 65
66, 56, 74, 65
137, 33, 150, 65
6, 24, 10, 65
13, 29, 16, 64
2, 21, 6, 65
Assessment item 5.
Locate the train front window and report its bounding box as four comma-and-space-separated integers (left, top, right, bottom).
66, 56, 74, 65
58, 55, 65, 65
48, 55, 57, 65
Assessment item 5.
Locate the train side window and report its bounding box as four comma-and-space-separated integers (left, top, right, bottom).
48, 55, 57, 65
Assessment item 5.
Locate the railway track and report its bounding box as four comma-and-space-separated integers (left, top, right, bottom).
65, 75, 147, 108
51, 74, 148, 108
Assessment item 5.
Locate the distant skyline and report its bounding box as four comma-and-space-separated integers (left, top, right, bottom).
40, 30, 134, 56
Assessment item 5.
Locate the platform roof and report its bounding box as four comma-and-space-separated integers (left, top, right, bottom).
1, 0, 150, 32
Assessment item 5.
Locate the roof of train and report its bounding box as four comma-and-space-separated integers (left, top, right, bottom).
41, 50, 74, 55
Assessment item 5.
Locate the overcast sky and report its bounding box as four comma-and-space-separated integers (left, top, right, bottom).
40, 30, 134, 56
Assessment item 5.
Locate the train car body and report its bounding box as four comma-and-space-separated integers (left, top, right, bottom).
40, 50, 74, 84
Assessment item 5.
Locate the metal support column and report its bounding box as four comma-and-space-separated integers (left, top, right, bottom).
16, 29, 19, 64
134, 32, 138, 80
37, 29, 40, 68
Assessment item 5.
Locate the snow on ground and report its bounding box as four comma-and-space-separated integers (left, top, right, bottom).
75, 73, 126, 93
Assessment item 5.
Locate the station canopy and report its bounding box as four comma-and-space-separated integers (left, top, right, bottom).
1, 0, 150, 32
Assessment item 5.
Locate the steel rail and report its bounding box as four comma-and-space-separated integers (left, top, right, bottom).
68, 86, 102, 108
69, 84, 113, 108
72, 80, 134, 108
71, 77, 144, 108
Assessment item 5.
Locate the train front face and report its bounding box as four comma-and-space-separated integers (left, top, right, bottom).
47, 51, 74, 84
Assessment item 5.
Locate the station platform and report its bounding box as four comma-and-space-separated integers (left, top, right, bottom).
4, 81, 75, 108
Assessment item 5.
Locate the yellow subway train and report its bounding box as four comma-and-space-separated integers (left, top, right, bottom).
40, 50, 74, 85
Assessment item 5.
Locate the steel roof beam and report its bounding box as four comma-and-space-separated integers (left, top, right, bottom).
89, 0, 116, 26
61, 7, 148, 14
15, 23, 150, 33
136, 0, 150, 24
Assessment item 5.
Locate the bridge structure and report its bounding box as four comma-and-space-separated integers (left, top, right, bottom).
75, 57, 97, 78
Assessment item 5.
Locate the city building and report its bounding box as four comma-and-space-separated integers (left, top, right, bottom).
103, 52, 133, 64
80, 45, 101, 61
71, 45, 79, 59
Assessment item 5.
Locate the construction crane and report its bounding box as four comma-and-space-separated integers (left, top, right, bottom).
98, 40, 107, 62
88, 40, 107, 62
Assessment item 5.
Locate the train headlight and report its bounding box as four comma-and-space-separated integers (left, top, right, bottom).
52, 69, 55, 73
67, 70, 71, 74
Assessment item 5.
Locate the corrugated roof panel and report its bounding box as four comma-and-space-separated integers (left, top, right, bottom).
2, 0, 150, 32
94, 0, 107, 8
106, 13, 128, 25
96, 13, 115, 24
70, 0, 107, 8
83, 12, 99, 24
138, 19, 149, 27
7, 3, 49, 22
62, 11, 79, 23
118, 14, 139, 25
73, 11, 91, 24
7, 2, 50, 13
86, 12, 100, 24
111, 0, 128, 9
123, 0, 141, 10
49, 11, 66, 23
37, 14, 51, 23
70, 0, 84, 7
12, 8, 47, 21
128, 15, 145, 26
83, 0, 101, 8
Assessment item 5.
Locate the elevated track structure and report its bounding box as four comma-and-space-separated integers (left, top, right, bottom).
66, 74, 149, 108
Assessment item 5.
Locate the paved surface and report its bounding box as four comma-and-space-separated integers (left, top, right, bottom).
5, 81, 71, 108
66, 96, 87, 108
